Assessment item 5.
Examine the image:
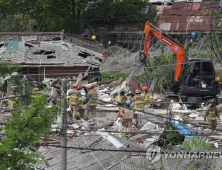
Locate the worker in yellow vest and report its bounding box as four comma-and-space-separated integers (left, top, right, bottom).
142, 86, 153, 108
131, 89, 144, 111
116, 91, 127, 110
77, 94, 83, 119
204, 99, 220, 132
8, 91, 16, 111
78, 95, 83, 110
84, 85, 97, 120
123, 99, 134, 133
68, 84, 81, 119
131, 89, 144, 125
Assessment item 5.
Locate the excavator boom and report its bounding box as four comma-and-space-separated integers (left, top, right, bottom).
143, 21, 185, 81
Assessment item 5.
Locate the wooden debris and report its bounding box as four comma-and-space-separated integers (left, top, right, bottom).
80, 150, 91, 154
41, 141, 60, 144
87, 137, 103, 148
47, 145, 71, 154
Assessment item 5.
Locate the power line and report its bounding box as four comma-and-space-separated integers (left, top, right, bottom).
40, 144, 222, 154
62, 129, 222, 137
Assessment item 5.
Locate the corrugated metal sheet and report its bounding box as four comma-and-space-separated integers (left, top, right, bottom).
158, 23, 171, 31
171, 1, 186, 9
194, 16, 203, 22
162, 8, 171, 15
170, 9, 184, 15
156, 1, 220, 32
156, 5, 164, 15
192, 3, 200, 10
187, 16, 196, 22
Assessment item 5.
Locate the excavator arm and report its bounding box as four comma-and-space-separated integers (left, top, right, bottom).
142, 21, 185, 82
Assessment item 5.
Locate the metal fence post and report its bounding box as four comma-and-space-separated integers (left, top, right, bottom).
61, 79, 67, 170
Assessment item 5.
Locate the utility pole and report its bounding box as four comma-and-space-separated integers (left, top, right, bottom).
22, 82, 27, 106
61, 79, 67, 170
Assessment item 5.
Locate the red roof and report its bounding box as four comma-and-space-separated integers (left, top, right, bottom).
155, 1, 220, 32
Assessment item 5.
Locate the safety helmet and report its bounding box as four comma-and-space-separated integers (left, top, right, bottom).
142, 86, 148, 91
209, 99, 216, 104
72, 84, 78, 88
120, 91, 125, 95
135, 89, 141, 94
125, 99, 131, 104
88, 85, 93, 90
208, 99, 216, 107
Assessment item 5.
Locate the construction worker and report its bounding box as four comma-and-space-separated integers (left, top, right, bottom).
114, 99, 133, 138
68, 84, 81, 119
122, 100, 134, 132
109, 75, 114, 80
8, 91, 16, 111
204, 99, 220, 132
142, 86, 153, 108
78, 93, 83, 119
131, 89, 144, 125
131, 89, 144, 111
84, 85, 97, 120
116, 91, 127, 110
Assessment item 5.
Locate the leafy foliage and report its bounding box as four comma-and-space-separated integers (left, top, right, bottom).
84, 0, 157, 25
135, 46, 174, 93
0, 59, 20, 91
0, 60, 57, 169
0, 0, 157, 33
182, 136, 212, 151
106, 45, 119, 52
0, 92, 57, 170
158, 124, 184, 149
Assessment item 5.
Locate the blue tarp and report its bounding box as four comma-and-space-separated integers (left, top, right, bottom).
170, 122, 195, 136
3, 41, 19, 54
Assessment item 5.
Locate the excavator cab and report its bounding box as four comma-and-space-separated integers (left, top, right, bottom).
142, 21, 220, 106
180, 58, 220, 102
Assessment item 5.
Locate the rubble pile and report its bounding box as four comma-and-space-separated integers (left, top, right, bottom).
1, 71, 222, 169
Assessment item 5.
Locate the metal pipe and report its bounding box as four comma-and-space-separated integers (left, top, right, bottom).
61, 79, 67, 170
119, 119, 122, 138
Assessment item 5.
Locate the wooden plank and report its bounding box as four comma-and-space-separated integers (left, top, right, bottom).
47, 145, 71, 154
41, 141, 60, 144
80, 150, 91, 154
87, 137, 103, 148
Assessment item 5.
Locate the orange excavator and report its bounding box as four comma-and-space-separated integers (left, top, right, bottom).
140, 21, 220, 107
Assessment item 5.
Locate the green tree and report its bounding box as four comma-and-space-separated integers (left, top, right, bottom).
0, 0, 157, 33
0, 60, 57, 169
83, 0, 157, 25
135, 46, 174, 93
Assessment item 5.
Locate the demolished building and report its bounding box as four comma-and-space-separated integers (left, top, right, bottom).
0, 32, 106, 82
